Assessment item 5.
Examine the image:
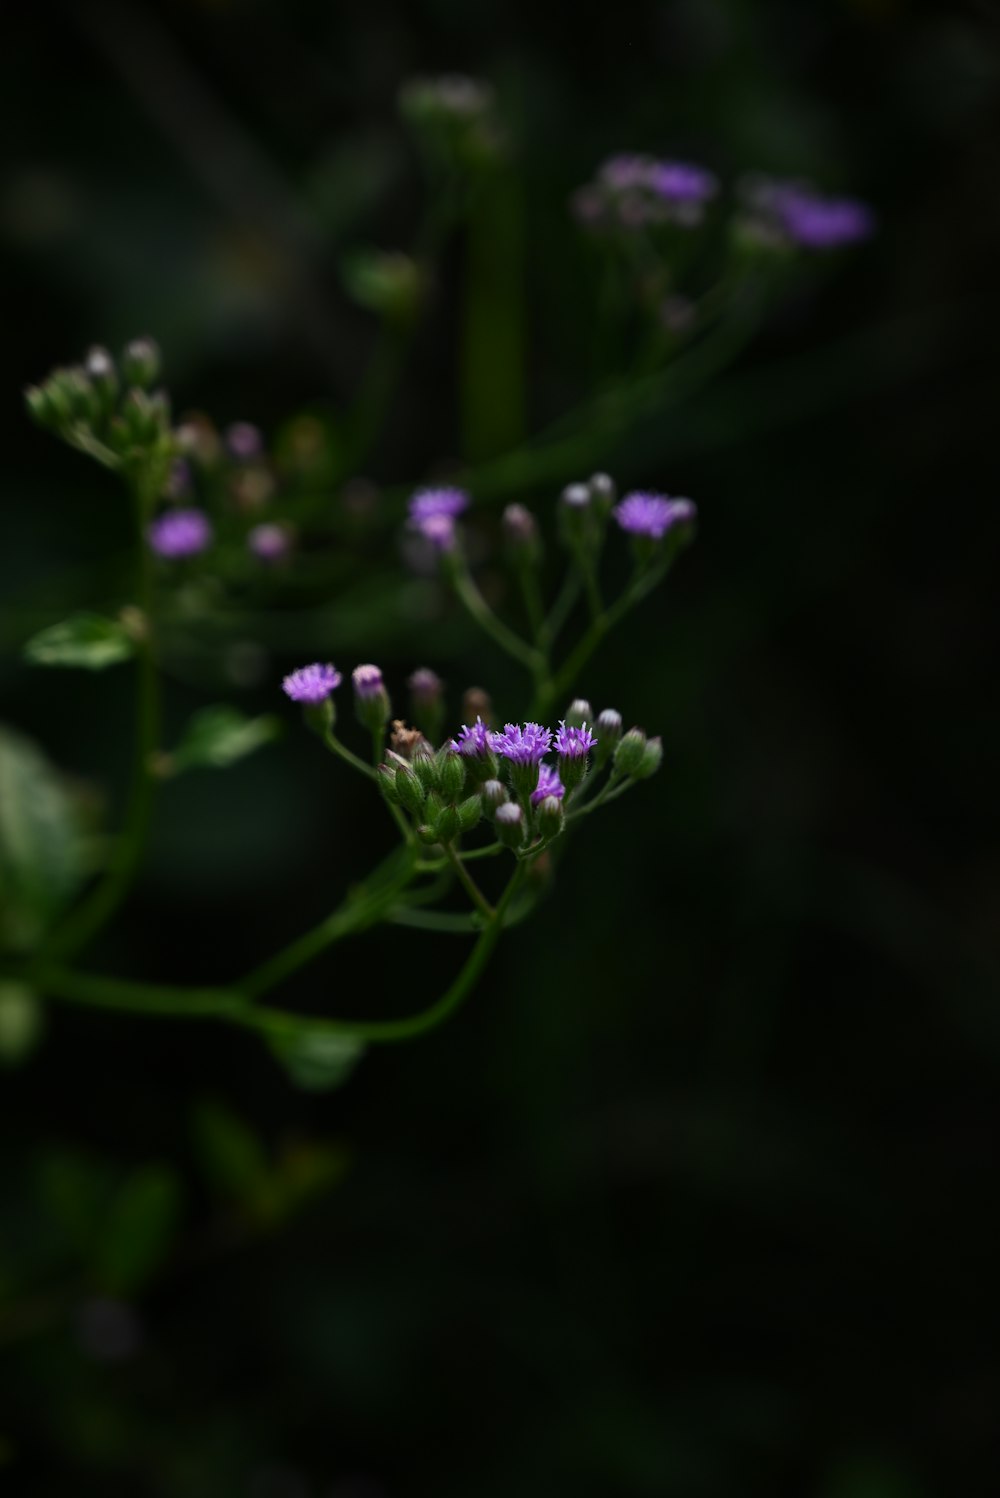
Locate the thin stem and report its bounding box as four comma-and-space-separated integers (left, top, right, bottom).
444, 843, 495, 921
322, 727, 377, 781
239, 846, 417, 999
44, 470, 161, 962
449, 560, 544, 674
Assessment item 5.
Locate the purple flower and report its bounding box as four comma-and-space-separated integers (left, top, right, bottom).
777, 190, 874, 249
408, 486, 470, 522
147, 508, 212, 559
408, 667, 442, 702
488, 722, 553, 764
247, 523, 290, 562
352, 663, 384, 700
614, 492, 696, 541
450, 717, 491, 756
648, 161, 718, 204
530, 763, 565, 807
556, 722, 598, 758
225, 421, 263, 461
282, 662, 342, 703
413, 512, 457, 552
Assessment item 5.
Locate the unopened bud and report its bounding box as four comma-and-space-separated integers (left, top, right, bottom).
122, 336, 161, 389
462, 686, 492, 727
564, 699, 593, 729
407, 666, 444, 741
588, 472, 616, 513
456, 794, 482, 833
614, 727, 648, 776
412, 749, 440, 793
502, 503, 541, 560
495, 801, 524, 849
536, 795, 565, 840
482, 779, 508, 812
559, 482, 595, 549
394, 762, 425, 815
594, 708, 622, 767
377, 763, 401, 803
25, 384, 56, 429
433, 803, 460, 843
352, 663, 391, 735
635, 735, 663, 779
438, 749, 466, 800
85, 345, 118, 402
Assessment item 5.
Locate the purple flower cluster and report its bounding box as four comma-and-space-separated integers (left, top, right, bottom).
408, 486, 469, 522
147, 508, 212, 559
741, 175, 874, 250
556, 722, 598, 759
488, 722, 553, 764
573, 153, 718, 232
451, 717, 492, 756
530, 763, 565, 807
283, 662, 342, 703
614, 492, 696, 541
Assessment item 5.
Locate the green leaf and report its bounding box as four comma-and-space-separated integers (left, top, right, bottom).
170, 705, 280, 774
24, 613, 135, 670
0, 726, 86, 952
268, 1029, 366, 1092
0, 983, 44, 1067
191, 1100, 276, 1222
95, 1165, 183, 1296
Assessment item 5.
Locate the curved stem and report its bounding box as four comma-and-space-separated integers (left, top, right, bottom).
449, 560, 544, 674
322, 727, 377, 781
444, 842, 494, 921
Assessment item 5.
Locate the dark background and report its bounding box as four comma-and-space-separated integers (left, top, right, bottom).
2, 1, 999, 1494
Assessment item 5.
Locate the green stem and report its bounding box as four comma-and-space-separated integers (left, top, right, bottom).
449, 560, 544, 674
444, 843, 495, 921
322, 727, 377, 781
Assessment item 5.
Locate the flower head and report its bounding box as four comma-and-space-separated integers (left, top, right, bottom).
577, 154, 717, 232
488, 722, 553, 764
408, 667, 442, 702
556, 721, 598, 758
352, 663, 384, 700
147, 508, 212, 559
614, 492, 696, 541
777, 190, 874, 249
408, 486, 469, 522
282, 662, 342, 703
648, 160, 718, 204
225, 421, 263, 461
530, 763, 565, 807
247, 523, 290, 562
413, 512, 457, 552
450, 717, 491, 756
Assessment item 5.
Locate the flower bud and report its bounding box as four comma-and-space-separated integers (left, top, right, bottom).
394, 762, 426, 816
634, 735, 663, 779
482, 779, 508, 812
352, 663, 391, 735
614, 727, 648, 776
502, 503, 541, 563
564, 699, 593, 729
433, 803, 460, 843
456, 794, 482, 833
536, 794, 565, 840
495, 801, 524, 849
377, 763, 401, 803
594, 708, 622, 767
412, 747, 440, 793
408, 666, 444, 742
417, 823, 440, 847
588, 472, 616, 513
462, 686, 492, 727
122, 336, 161, 390
438, 748, 466, 801
85, 345, 119, 407
25, 384, 56, 430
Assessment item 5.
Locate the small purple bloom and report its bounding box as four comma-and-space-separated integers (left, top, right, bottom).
282, 662, 341, 703
488, 722, 554, 764
451, 717, 491, 756
408, 486, 470, 522
414, 512, 457, 552
648, 161, 718, 203
352, 663, 384, 699
777, 190, 874, 249
530, 763, 565, 807
247, 523, 290, 562
614, 492, 696, 541
147, 507, 212, 559
556, 721, 598, 758
225, 421, 263, 461
408, 667, 442, 701
496, 802, 523, 828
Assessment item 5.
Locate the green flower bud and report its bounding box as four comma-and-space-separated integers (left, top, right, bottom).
413, 747, 440, 793
377, 763, 401, 803
303, 698, 334, 737
588, 471, 616, 514
122, 336, 162, 389
25, 384, 56, 430
536, 794, 565, 840
433, 803, 460, 843
417, 823, 439, 847
482, 778, 508, 812
634, 735, 663, 780
438, 748, 466, 801
614, 727, 648, 777
85, 345, 118, 408
594, 708, 623, 768
495, 801, 524, 849
394, 762, 426, 816
564, 699, 593, 729
456, 794, 482, 833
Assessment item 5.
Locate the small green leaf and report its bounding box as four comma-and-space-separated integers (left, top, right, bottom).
170, 705, 280, 774
268, 1028, 366, 1092
0, 726, 86, 952
0, 983, 44, 1067
191, 1100, 277, 1222
24, 613, 135, 670
96, 1165, 182, 1296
